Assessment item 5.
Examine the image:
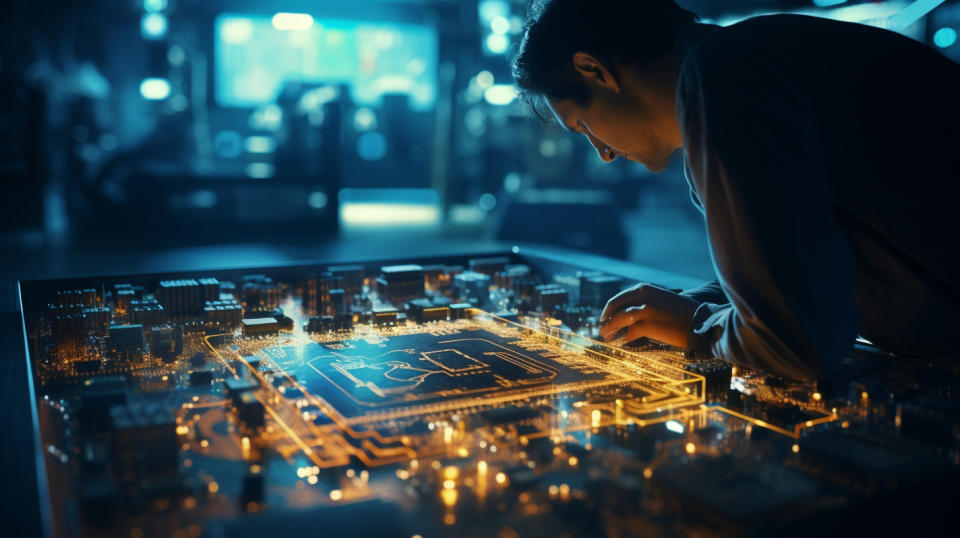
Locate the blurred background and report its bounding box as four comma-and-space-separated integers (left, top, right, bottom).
1, 0, 958, 284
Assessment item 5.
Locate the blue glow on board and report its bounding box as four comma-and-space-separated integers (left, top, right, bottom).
214, 14, 437, 110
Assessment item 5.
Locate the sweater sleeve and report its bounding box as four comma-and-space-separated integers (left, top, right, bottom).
681, 280, 728, 305
677, 37, 861, 381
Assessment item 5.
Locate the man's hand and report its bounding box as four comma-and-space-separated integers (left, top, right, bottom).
598, 283, 700, 348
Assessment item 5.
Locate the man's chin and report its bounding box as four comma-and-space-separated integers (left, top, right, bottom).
636, 155, 670, 173
643, 160, 669, 173
636, 148, 682, 173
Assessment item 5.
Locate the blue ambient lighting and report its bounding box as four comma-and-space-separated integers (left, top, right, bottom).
933, 27, 957, 48
215, 15, 437, 110
140, 78, 171, 100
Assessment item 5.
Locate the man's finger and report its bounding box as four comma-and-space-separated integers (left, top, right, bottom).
608, 321, 649, 346
599, 307, 647, 341
599, 284, 653, 322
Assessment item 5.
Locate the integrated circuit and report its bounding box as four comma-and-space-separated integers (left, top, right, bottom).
17, 250, 958, 537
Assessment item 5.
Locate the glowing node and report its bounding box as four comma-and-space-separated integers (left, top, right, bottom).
591, 409, 602, 428
441, 488, 458, 507
666, 420, 684, 434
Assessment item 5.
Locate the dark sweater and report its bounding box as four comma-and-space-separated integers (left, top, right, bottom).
674, 15, 960, 380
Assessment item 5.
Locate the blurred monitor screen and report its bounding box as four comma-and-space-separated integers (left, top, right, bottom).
215, 14, 437, 110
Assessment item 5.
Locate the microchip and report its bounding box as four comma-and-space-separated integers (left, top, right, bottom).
373, 307, 399, 327
224, 377, 258, 404
450, 303, 473, 319
480, 406, 540, 425
242, 317, 279, 336
109, 324, 144, 350
408, 298, 449, 323
188, 370, 213, 386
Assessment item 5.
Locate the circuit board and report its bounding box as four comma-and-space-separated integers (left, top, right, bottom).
18, 250, 959, 537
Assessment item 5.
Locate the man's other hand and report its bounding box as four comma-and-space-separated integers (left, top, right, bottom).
598, 283, 700, 348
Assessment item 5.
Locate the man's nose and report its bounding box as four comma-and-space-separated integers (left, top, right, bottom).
586, 134, 616, 162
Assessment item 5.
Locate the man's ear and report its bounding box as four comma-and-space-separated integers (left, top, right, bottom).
572, 52, 620, 93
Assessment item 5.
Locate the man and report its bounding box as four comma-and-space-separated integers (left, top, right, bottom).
512, 0, 960, 381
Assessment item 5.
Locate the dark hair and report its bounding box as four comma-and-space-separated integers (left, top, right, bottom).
512, 0, 697, 119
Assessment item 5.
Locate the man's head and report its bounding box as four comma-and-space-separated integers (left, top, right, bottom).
512, 0, 696, 171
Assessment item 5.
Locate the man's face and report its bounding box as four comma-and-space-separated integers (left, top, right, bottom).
546, 92, 679, 173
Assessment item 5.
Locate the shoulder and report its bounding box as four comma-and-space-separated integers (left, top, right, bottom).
682, 13, 918, 74
677, 15, 833, 100
680, 15, 812, 77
